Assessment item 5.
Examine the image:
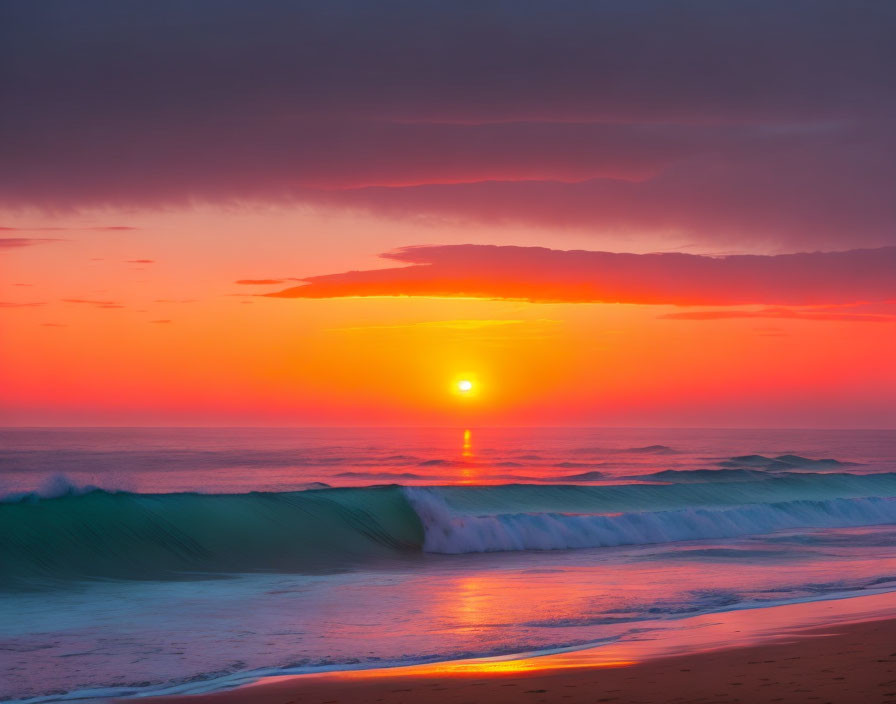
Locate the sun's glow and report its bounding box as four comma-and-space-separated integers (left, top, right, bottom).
457, 380, 473, 392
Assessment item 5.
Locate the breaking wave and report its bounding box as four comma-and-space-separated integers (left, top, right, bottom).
405, 489, 896, 554
5, 472, 896, 587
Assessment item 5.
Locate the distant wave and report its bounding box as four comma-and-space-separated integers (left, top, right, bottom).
634, 468, 776, 483
719, 454, 859, 471
554, 470, 606, 481
5, 472, 896, 587
335, 471, 427, 480
552, 462, 605, 469
572, 444, 676, 455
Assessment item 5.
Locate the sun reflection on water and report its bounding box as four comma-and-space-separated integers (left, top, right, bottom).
459, 428, 478, 482
462, 429, 472, 458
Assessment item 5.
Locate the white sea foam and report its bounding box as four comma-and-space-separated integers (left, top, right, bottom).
404, 487, 896, 554
0, 473, 104, 503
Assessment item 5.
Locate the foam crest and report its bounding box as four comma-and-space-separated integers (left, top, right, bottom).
403, 488, 896, 554
0, 473, 115, 503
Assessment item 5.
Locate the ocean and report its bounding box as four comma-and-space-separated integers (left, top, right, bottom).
2, 427, 896, 702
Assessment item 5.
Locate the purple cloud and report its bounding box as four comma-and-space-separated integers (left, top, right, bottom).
0, 2, 893, 249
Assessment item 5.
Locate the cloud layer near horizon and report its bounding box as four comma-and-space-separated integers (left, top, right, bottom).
0, 237, 64, 249
2, 1, 895, 249
266, 245, 896, 307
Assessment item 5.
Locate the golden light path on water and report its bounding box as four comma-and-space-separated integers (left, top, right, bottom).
242, 590, 896, 687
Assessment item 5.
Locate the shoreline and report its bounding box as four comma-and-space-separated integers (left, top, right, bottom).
136, 619, 896, 704
134, 590, 896, 704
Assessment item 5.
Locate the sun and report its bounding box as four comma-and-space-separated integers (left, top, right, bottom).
457, 380, 473, 393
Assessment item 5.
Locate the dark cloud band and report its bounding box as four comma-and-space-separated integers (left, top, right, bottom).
1, 2, 894, 249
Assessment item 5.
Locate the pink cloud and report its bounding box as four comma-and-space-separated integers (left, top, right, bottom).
266, 244, 896, 306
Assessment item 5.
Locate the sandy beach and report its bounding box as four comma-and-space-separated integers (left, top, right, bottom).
138, 615, 896, 704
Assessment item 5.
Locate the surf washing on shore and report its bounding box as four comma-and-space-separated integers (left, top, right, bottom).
3, 427, 896, 702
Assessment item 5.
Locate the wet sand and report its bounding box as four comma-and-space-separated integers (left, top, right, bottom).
139, 616, 896, 704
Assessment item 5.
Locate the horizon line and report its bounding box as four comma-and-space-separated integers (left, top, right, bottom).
1, 425, 894, 431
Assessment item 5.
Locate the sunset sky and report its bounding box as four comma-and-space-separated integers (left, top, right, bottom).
2, 1, 894, 427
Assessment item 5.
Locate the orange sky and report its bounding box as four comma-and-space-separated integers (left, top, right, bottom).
2, 205, 894, 428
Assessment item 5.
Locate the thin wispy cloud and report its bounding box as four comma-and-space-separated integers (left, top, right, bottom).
660, 307, 896, 323
235, 279, 287, 285
0, 237, 65, 249
0, 226, 138, 232
62, 299, 124, 309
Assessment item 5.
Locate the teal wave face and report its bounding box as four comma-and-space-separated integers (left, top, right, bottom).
6, 473, 896, 589
1, 487, 425, 588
